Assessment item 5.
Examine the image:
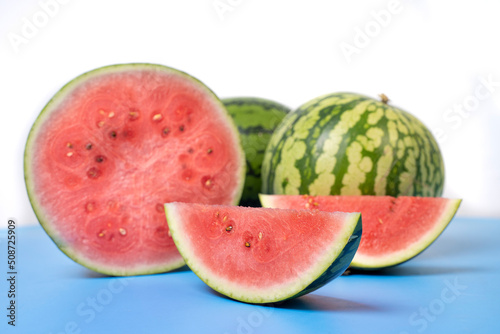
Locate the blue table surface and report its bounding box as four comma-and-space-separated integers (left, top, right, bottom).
1, 217, 499, 334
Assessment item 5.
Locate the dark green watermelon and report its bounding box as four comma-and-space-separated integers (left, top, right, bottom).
223, 97, 290, 206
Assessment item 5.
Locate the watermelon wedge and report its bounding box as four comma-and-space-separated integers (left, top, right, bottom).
164, 202, 362, 303
260, 195, 461, 270
24, 63, 245, 276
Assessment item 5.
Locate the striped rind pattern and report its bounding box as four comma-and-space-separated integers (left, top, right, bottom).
261, 92, 444, 197
223, 97, 290, 206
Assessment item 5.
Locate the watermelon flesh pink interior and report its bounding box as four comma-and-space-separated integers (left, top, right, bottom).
24, 64, 245, 276
260, 195, 461, 269
165, 202, 361, 303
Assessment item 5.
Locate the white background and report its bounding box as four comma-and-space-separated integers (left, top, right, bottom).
1, 0, 499, 227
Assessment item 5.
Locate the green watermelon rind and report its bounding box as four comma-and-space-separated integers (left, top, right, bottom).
285, 214, 361, 300
261, 92, 445, 198
165, 202, 361, 304
24, 63, 246, 276
222, 97, 290, 207
260, 194, 462, 270
349, 198, 462, 270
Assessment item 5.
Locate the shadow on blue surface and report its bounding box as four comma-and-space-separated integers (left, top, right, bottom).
204, 285, 379, 312
347, 264, 483, 276
272, 294, 380, 312
62, 264, 192, 279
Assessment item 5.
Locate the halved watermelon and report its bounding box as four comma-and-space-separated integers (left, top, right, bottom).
260, 195, 461, 269
164, 202, 362, 304
24, 63, 245, 276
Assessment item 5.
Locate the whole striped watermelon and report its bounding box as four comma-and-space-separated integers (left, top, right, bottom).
261, 92, 444, 197
223, 97, 290, 206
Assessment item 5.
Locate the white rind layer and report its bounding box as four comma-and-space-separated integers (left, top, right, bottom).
350, 198, 462, 269
165, 202, 360, 303
24, 63, 246, 276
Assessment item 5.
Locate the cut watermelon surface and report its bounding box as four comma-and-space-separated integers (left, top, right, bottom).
260, 195, 461, 269
164, 202, 362, 303
24, 64, 245, 276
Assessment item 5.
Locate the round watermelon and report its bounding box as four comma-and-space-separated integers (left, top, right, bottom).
165, 202, 361, 303
24, 63, 246, 276
222, 97, 290, 206
261, 92, 445, 197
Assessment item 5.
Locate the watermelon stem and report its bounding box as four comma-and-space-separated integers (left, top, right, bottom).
379, 93, 390, 104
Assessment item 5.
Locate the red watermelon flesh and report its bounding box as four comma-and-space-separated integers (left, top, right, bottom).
260, 195, 461, 269
24, 64, 245, 276
165, 202, 361, 303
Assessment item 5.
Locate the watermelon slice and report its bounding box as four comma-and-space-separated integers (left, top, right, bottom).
164, 202, 362, 304
24, 63, 245, 276
260, 195, 461, 270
